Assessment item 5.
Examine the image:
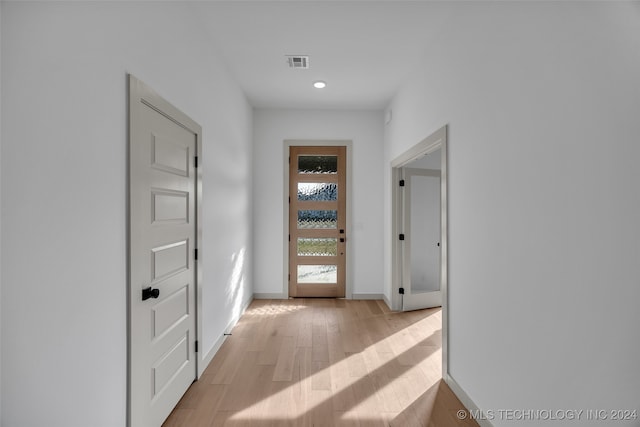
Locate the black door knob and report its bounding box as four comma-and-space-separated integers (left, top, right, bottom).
142, 287, 160, 301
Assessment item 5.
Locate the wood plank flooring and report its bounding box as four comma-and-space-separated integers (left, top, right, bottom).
163, 299, 478, 427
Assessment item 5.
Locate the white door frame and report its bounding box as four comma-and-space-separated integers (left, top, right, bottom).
390, 124, 448, 375
127, 74, 203, 426
283, 140, 353, 299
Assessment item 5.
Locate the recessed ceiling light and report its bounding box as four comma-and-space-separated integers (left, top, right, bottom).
313, 81, 327, 89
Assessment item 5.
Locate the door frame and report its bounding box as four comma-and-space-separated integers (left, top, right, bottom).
390, 124, 448, 375
283, 140, 353, 299
127, 74, 203, 426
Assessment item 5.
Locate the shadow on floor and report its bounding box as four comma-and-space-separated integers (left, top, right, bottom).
390, 379, 480, 427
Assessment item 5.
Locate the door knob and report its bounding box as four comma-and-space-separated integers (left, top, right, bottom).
142, 287, 160, 301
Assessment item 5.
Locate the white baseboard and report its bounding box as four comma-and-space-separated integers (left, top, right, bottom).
253, 293, 386, 301
253, 292, 288, 299
445, 374, 494, 427
198, 294, 253, 377
382, 294, 393, 310
352, 293, 384, 300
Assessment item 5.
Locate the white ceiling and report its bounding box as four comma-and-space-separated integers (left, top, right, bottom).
190, 1, 444, 110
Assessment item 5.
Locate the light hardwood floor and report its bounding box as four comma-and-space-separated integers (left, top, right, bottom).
163, 299, 478, 427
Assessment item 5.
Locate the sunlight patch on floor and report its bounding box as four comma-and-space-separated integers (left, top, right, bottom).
229, 315, 441, 422
244, 302, 310, 316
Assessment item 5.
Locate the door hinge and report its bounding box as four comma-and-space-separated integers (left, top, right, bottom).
399, 234, 405, 241
288, 234, 291, 242
194, 156, 198, 168
399, 179, 405, 187
288, 273, 291, 281
195, 340, 199, 353
194, 248, 198, 260
399, 287, 405, 295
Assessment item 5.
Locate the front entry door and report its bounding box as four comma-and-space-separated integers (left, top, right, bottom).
289, 146, 346, 297
128, 75, 200, 427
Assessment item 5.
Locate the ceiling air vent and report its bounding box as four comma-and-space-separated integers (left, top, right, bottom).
286, 55, 310, 69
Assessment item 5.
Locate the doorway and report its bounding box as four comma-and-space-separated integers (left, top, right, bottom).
391, 125, 447, 312
390, 124, 448, 372
287, 144, 349, 297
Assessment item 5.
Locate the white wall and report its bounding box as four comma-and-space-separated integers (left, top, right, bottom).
384, 2, 640, 425
253, 109, 384, 298
1, 3, 252, 426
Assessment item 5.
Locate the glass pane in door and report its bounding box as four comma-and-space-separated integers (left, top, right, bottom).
297, 265, 337, 283
297, 210, 337, 229
297, 183, 338, 201
298, 156, 338, 174
297, 238, 338, 256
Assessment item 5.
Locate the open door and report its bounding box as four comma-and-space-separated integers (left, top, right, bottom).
401, 166, 441, 311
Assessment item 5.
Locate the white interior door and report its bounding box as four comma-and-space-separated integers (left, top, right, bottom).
401, 167, 442, 311
129, 75, 200, 427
